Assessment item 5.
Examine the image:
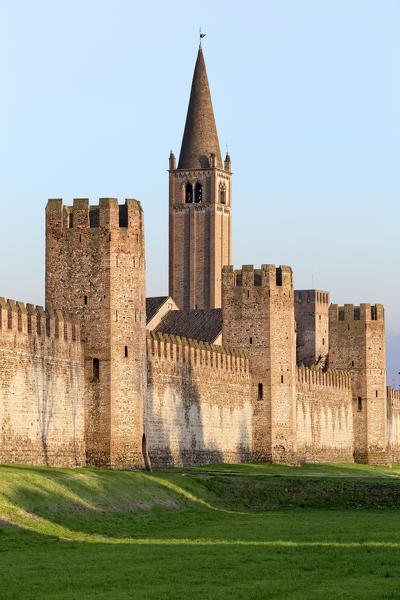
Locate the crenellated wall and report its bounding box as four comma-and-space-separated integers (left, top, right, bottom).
146, 331, 253, 466
296, 366, 354, 462
387, 387, 400, 461
0, 299, 85, 467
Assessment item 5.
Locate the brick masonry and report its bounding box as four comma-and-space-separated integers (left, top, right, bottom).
0, 300, 85, 467
295, 290, 330, 367
387, 387, 400, 461
45, 198, 146, 469
296, 366, 354, 462
146, 332, 252, 465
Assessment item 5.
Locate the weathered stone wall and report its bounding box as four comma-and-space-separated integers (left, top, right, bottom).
46, 198, 146, 469
387, 387, 400, 461
296, 366, 353, 462
146, 332, 253, 466
222, 264, 297, 464
0, 299, 85, 467
295, 290, 330, 367
329, 303, 388, 465
169, 167, 231, 310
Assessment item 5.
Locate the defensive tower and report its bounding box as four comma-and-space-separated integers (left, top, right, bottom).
222, 264, 297, 463
329, 303, 388, 464
169, 44, 232, 310
45, 197, 146, 469
294, 290, 330, 367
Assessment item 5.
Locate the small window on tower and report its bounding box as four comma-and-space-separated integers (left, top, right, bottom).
116, 256, 119, 267
195, 183, 202, 203
322, 338, 325, 345
84, 295, 87, 305
185, 183, 193, 204
258, 383, 263, 400
93, 358, 100, 381
281, 375, 284, 384
250, 337, 253, 345
358, 397, 362, 411
125, 345, 128, 358
219, 184, 226, 204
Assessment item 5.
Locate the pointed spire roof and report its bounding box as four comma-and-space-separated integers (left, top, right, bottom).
178, 45, 222, 170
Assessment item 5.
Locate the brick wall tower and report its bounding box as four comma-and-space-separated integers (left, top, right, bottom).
46, 198, 146, 469
294, 290, 330, 367
329, 303, 388, 465
222, 264, 297, 463
169, 44, 232, 310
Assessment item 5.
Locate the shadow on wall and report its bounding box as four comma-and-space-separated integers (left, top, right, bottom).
146, 360, 222, 467
31, 357, 53, 466
30, 356, 81, 467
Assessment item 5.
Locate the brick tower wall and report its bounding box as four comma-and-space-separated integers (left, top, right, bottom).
0, 299, 85, 467
222, 264, 297, 464
295, 290, 330, 367
169, 166, 231, 310
329, 303, 388, 465
387, 387, 400, 461
46, 198, 146, 469
146, 332, 253, 465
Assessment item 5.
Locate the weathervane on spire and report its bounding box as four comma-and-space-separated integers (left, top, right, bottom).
199, 25, 206, 47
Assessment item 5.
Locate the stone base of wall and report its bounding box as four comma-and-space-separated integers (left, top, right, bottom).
296, 447, 354, 464
354, 450, 391, 466
0, 438, 85, 468
390, 447, 400, 463
149, 449, 252, 467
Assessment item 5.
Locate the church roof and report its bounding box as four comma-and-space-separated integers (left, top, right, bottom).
154, 308, 222, 343
178, 46, 222, 170
146, 296, 170, 323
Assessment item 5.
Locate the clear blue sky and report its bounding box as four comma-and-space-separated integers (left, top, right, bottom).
1, 0, 399, 383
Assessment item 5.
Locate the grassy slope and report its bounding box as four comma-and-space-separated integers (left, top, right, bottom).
1, 463, 400, 599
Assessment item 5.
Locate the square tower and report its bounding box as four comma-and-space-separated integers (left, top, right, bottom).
46, 198, 147, 469
222, 264, 297, 464
329, 303, 388, 465
294, 289, 330, 367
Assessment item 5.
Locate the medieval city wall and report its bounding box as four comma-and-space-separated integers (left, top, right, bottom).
296, 366, 354, 462
387, 387, 400, 462
146, 332, 253, 466
0, 299, 85, 467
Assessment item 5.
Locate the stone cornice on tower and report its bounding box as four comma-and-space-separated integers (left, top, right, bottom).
178, 45, 222, 170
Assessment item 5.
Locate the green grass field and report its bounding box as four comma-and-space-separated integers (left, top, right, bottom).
2, 462, 400, 599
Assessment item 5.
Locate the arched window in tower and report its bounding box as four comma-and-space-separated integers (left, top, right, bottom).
185, 183, 193, 204
219, 184, 226, 204
194, 183, 202, 203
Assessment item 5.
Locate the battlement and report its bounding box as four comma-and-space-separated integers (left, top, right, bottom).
46, 198, 143, 230
387, 386, 400, 405
297, 365, 351, 390
146, 330, 249, 380
295, 290, 330, 305
222, 264, 293, 289
329, 303, 384, 322
0, 297, 80, 343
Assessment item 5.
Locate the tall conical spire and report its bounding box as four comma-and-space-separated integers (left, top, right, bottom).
178, 45, 222, 169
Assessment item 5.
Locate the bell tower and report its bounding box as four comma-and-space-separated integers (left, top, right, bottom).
169, 44, 232, 310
